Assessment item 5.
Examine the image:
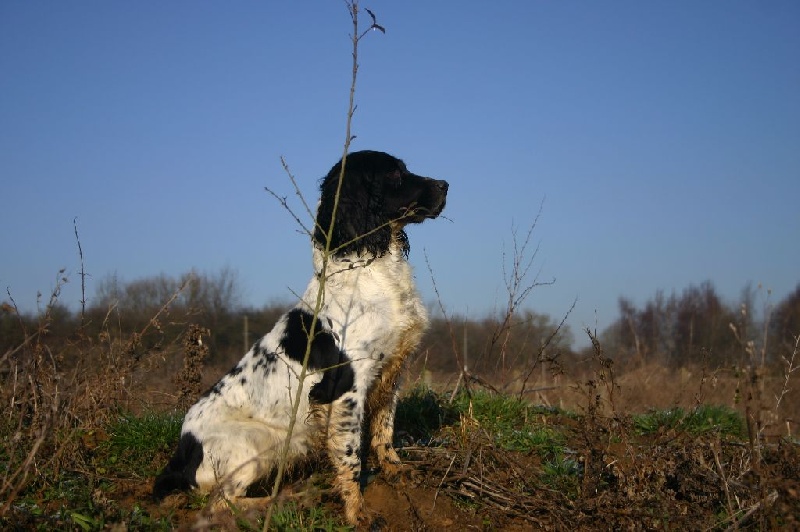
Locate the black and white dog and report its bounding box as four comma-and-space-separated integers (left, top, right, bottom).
153, 150, 448, 525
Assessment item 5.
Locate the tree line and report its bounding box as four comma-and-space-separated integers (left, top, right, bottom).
602, 281, 800, 368
2, 270, 798, 374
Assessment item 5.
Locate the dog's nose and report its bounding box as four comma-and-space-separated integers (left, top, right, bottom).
435, 180, 449, 192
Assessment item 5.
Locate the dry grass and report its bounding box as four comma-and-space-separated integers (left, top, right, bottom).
2, 293, 799, 530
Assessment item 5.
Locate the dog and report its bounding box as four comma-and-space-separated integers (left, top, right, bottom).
153, 150, 448, 525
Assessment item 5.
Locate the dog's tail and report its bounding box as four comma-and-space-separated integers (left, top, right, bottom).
152, 432, 204, 500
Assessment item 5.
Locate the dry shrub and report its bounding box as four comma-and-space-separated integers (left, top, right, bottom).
175, 324, 210, 410
0, 279, 197, 517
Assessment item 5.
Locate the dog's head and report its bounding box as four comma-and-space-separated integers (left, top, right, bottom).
314, 150, 448, 257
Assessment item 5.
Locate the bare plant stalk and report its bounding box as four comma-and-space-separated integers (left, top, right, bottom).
517, 298, 575, 399
584, 327, 621, 416
263, 2, 381, 527
423, 250, 469, 402
710, 436, 738, 529
264, 157, 313, 239
775, 334, 799, 408
427, 205, 556, 401
0, 276, 66, 515
73, 217, 87, 327
481, 205, 555, 374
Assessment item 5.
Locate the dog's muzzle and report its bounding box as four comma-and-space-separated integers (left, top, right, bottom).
429, 179, 449, 217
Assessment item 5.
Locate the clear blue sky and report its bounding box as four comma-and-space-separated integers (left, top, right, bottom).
2, 1, 798, 347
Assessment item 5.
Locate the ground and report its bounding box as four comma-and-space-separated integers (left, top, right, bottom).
2, 343, 799, 530
70, 394, 800, 530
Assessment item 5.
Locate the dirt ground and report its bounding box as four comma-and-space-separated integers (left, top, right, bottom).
127, 413, 799, 531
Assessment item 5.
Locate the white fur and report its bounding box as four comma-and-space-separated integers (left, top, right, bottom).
181, 240, 426, 496
154, 150, 447, 525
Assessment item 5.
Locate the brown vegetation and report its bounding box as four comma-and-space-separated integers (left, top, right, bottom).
1, 269, 798, 529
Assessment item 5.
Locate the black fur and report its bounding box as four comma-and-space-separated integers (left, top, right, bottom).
150, 150, 448, 523
281, 309, 354, 404
314, 150, 448, 257
152, 432, 204, 499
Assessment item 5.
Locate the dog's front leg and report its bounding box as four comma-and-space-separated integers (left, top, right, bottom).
366, 354, 405, 475
327, 393, 366, 525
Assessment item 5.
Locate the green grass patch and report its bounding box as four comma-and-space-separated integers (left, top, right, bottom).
97, 411, 183, 477
452, 390, 566, 456
540, 455, 582, 498
265, 502, 350, 531
633, 405, 745, 437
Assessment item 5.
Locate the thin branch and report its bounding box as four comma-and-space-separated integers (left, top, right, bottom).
264, 2, 383, 527
263, 186, 313, 238
73, 217, 88, 327
424, 250, 470, 402
517, 298, 576, 399
775, 334, 799, 408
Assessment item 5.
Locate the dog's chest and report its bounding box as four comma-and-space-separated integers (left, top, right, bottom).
311, 254, 427, 365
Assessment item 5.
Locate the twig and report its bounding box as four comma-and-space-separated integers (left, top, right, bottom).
518, 298, 575, 399
423, 250, 469, 402
431, 454, 457, 513
479, 206, 555, 375
73, 217, 88, 327
710, 437, 737, 529
775, 334, 799, 408
263, 187, 312, 238
263, 2, 382, 528
719, 490, 778, 532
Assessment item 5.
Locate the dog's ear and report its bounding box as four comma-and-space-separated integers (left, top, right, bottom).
314, 161, 392, 257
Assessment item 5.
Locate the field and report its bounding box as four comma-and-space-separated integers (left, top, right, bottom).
1, 311, 798, 531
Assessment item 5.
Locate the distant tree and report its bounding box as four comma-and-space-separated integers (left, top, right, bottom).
179, 268, 242, 352
92, 272, 175, 320
606, 281, 747, 367
42, 302, 75, 340
0, 302, 28, 352
772, 284, 800, 355
180, 267, 240, 317
417, 309, 572, 380
609, 292, 677, 367
495, 309, 573, 371
616, 296, 641, 361
672, 281, 738, 366
736, 282, 759, 343
91, 269, 240, 319
87, 268, 243, 360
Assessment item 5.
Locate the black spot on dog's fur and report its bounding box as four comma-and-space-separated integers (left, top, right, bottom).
201, 360, 248, 398
280, 309, 354, 404
253, 352, 277, 375
281, 309, 335, 368
152, 432, 204, 500
202, 381, 224, 398
310, 364, 355, 404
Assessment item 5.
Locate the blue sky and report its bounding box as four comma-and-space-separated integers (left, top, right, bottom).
2, 1, 798, 347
